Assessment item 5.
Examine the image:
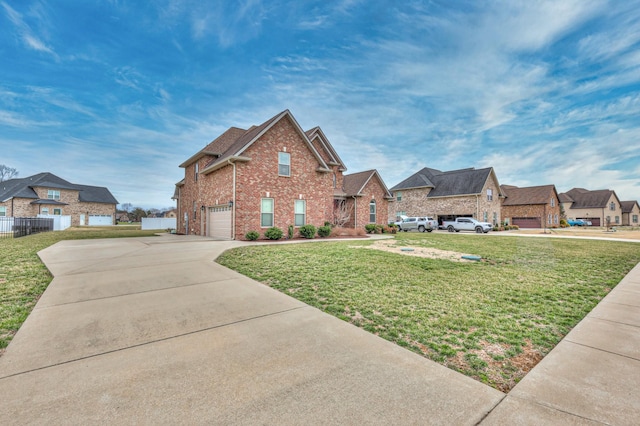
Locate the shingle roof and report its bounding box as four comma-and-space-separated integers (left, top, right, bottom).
560, 188, 618, 209
391, 167, 497, 197
342, 170, 392, 198
0, 172, 118, 204
501, 184, 557, 206
195, 110, 331, 175
621, 200, 639, 213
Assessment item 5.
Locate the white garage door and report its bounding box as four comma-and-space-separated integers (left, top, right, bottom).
208, 206, 232, 239
88, 215, 113, 226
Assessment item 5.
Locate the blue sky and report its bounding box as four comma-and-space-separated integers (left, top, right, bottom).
2, 0, 640, 209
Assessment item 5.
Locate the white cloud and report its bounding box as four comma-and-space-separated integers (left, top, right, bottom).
1, 1, 57, 58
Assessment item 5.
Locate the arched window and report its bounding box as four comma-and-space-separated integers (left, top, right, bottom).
369, 200, 376, 223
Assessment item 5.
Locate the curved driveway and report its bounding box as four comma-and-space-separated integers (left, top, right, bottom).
0, 234, 638, 424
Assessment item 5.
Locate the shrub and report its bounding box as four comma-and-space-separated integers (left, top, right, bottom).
245, 230, 260, 241
299, 224, 317, 239
375, 224, 384, 234
560, 219, 569, 228
382, 225, 396, 234
288, 224, 294, 239
318, 225, 332, 237
364, 224, 377, 234
264, 227, 283, 240
324, 221, 333, 228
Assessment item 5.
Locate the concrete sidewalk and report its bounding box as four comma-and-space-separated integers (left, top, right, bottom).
0, 234, 638, 424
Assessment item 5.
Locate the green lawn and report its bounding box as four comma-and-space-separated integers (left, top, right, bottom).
217, 233, 640, 392
0, 228, 159, 352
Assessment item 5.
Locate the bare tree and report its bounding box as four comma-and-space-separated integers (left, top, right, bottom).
0, 165, 18, 182
333, 200, 353, 227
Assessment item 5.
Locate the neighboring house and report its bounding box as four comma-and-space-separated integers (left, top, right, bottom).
174, 110, 391, 239
0, 172, 118, 226
390, 167, 504, 226
116, 212, 131, 222
558, 188, 622, 226
500, 184, 561, 228
620, 200, 640, 226
164, 209, 177, 219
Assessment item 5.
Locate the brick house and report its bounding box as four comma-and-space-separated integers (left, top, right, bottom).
174, 110, 392, 239
558, 188, 622, 226
0, 172, 118, 226
620, 200, 640, 226
500, 184, 561, 228
390, 167, 503, 226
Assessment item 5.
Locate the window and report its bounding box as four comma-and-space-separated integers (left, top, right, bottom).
47, 190, 60, 200
333, 173, 337, 188
548, 213, 552, 224
195, 162, 199, 182
396, 191, 402, 202
53, 208, 61, 215
610, 202, 616, 211
633, 215, 638, 223
261, 198, 274, 227
193, 201, 197, 214
369, 200, 376, 223
487, 189, 493, 201
483, 211, 488, 222
555, 214, 559, 224
493, 212, 497, 225
278, 152, 290, 176
551, 198, 555, 207
0, 206, 6, 217
294, 200, 306, 226
42, 208, 49, 215
615, 216, 620, 224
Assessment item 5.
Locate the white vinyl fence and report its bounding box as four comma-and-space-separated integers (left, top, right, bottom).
141, 217, 177, 230
0, 217, 14, 234
37, 214, 71, 231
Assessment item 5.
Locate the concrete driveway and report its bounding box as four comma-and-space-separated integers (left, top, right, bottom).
0, 235, 503, 425
1, 234, 639, 424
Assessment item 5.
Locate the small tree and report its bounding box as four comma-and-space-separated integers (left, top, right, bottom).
0, 165, 18, 182
333, 200, 353, 227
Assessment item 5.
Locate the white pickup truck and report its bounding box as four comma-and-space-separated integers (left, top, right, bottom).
395, 216, 438, 232
442, 217, 493, 233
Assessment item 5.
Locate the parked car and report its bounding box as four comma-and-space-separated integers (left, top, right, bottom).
567, 219, 585, 226
396, 216, 438, 232
442, 217, 493, 233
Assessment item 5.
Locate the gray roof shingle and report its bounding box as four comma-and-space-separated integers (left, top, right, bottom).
0, 172, 118, 204
391, 167, 495, 197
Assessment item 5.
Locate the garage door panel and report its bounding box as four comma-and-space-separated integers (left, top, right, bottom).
89, 215, 113, 226
512, 217, 541, 228
209, 207, 232, 239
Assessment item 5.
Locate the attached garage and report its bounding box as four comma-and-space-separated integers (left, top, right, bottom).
512, 217, 542, 228
208, 206, 232, 239
578, 217, 600, 226
88, 215, 113, 226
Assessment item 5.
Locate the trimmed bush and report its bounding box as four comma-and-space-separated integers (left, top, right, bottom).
245, 230, 259, 241
288, 224, 294, 239
364, 224, 377, 234
264, 226, 284, 240
318, 225, 331, 237
299, 224, 317, 239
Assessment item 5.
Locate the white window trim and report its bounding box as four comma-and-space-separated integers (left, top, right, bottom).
261, 198, 274, 227
369, 200, 376, 223
278, 152, 291, 177
294, 200, 306, 226
487, 188, 493, 201
0, 206, 6, 217
47, 190, 60, 200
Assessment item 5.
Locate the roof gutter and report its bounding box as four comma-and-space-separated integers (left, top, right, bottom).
228, 159, 236, 240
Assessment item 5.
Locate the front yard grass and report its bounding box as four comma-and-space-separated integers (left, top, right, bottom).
0, 228, 158, 352
217, 233, 640, 392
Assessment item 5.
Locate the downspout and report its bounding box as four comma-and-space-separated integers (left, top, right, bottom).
352, 196, 357, 228
228, 159, 236, 240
